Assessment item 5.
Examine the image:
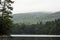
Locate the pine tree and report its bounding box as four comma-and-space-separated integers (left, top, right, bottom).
0, 0, 14, 35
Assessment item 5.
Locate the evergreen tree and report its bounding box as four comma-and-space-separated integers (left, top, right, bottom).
0, 0, 14, 35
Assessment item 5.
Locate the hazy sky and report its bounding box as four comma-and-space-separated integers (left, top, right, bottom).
12, 0, 60, 14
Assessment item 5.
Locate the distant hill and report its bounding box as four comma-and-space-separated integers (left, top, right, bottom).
13, 12, 60, 24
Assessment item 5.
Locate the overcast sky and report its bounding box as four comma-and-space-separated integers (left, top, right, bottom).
12, 0, 60, 14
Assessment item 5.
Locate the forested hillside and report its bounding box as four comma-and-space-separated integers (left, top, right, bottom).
13, 12, 60, 24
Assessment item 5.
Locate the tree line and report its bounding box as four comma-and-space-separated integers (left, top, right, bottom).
12, 19, 60, 35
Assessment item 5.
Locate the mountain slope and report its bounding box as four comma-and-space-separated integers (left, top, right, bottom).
13, 12, 60, 24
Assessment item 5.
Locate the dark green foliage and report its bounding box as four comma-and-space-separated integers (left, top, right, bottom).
12, 19, 60, 35
1, 17, 13, 35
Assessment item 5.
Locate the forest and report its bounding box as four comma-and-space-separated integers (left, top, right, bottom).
12, 19, 60, 35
